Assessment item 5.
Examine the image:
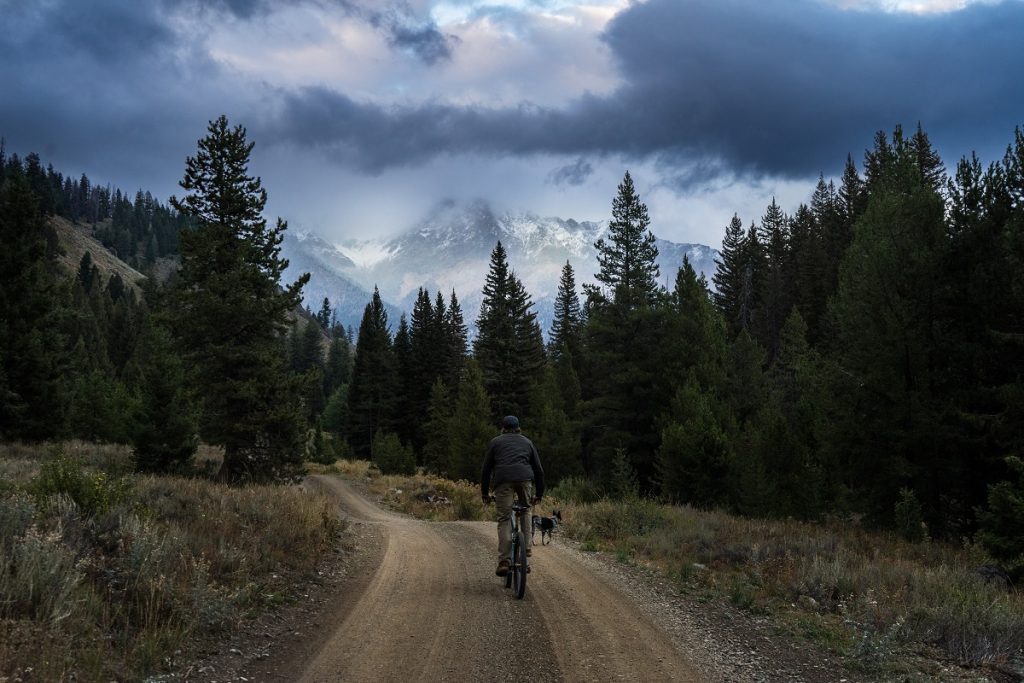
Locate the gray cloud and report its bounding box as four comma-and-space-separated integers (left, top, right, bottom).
345, 1, 457, 65
549, 158, 594, 186
272, 0, 1024, 179
0, 0, 175, 64
386, 22, 456, 65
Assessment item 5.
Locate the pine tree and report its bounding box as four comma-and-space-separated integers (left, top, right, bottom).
657, 378, 732, 507
296, 318, 327, 421
315, 297, 330, 330
757, 198, 790, 360
132, 322, 198, 473
529, 364, 583, 486
167, 115, 309, 482
712, 214, 747, 334
657, 258, 732, 506
549, 260, 584, 363
589, 171, 659, 308
828, 128, 954, 525
422, 378, 452, 474
977, 456, 1024, 580
737, 222, 764, 337
910, 122, 946, 193
447, 360, 495, 482
347, 287, 397, 458
322, 384, 349, 434
409, 288, 443, 451
582, 173, 672, 490
0, 170, 67, 440
443, 289, 468, 390
323, 330, 352, 399
392, 313, 415, 447
474, 242, 545, 419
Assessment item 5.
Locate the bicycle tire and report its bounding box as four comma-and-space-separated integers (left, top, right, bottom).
513, 531, 527, 599
505, 536, 514, 589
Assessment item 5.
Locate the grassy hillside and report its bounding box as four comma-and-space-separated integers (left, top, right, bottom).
52, 217, 147, 289
324, 460, 1024, 681
0, 443, 342, 681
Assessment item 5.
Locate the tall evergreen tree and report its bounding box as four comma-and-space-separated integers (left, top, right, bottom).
131, 321, 198, 473
787, 203, 827, 342
828, 127, 955, 525
474, 242, 545, 419
347, 287, 397, 458
757, 198, 790, 360
392, 313, 415, 447
549, 260, 584, 363
168, 115, 309, 482
443, 289, 468, 390
295, 318, 327, 421
529, 364, 584, 486
0, 171, 67, 440
323, 329, 352, 398
316, 297, 332, 330
657, 258, 732, 506
446, 360, 495, 482
421, 378, 452, 474
588, 171, 660, 308
712, 213, 747, 335
582, 174, 671, 489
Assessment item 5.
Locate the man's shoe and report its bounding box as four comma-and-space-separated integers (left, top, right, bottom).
495, 559, 511, 576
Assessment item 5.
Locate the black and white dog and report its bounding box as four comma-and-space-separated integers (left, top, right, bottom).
531, 510, 562, 545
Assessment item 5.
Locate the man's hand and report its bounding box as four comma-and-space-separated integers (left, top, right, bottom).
531, 496, 542, 505
482, 495, 492, 506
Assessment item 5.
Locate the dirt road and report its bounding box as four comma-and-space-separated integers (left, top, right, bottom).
279, 475, 705, 682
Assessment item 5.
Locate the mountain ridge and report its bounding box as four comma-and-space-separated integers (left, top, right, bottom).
284, 200, 720, 335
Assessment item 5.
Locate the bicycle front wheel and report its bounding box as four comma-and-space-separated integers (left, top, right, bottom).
513, 531, 527, 599
505, 537, 514, 589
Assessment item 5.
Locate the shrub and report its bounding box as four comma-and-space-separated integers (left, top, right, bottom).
307, 423, 335, 465
0, 507, 82, 624
604, 448, 639, 500
549, 476, 602, 504
371, 431, 415, 475
977, 456, 1024, 580
894, 487, 927, 543
29, 453, 133, 515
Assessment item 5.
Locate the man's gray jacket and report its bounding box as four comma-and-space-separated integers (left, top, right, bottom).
480, 432, 545, 498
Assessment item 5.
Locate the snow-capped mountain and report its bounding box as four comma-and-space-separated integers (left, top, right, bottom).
283, 199, 720, 335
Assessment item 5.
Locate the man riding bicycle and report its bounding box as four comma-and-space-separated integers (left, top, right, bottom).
481, 415, 544, 577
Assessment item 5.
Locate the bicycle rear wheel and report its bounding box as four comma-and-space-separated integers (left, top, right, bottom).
513, 531, 527, 599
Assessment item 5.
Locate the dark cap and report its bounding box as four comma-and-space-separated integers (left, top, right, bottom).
501, 415, 520, 430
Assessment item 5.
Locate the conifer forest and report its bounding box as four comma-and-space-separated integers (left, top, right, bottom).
2, 118, 1024, 581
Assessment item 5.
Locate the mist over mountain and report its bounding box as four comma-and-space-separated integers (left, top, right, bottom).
284, 199, 719, 335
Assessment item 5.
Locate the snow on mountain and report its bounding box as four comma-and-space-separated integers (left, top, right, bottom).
283, 200, 720, 335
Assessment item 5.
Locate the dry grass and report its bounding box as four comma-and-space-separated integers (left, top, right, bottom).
558, 498, 1024, 673
314, 461, 1024, 677
316, 459, 490, 521
0, 442, 342, 681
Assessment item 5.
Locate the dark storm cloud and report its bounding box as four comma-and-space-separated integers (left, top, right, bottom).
0, 0, 451, 200
549, 158, 594, 186
0, 0, 238, 197
274, 0, 1024, 179
386, 22, 456, 65
0, 0, 175, 63
353, 2, 458, 65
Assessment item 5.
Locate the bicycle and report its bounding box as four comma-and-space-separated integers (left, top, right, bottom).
485, 496, 531, 599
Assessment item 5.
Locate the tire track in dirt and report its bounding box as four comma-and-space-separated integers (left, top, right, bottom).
300, 476, 559, 682
300, 475, 703, 682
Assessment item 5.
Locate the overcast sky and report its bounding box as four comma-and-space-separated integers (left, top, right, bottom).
2, 0, 1022, 248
